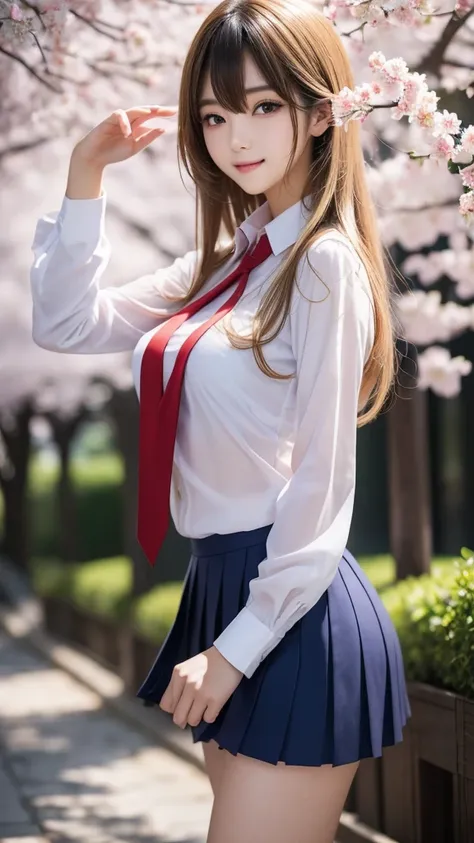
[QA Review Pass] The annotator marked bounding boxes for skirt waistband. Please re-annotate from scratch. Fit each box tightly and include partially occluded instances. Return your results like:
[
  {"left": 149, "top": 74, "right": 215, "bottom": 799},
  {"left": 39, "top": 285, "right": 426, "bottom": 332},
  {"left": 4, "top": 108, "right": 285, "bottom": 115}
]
[{"left": 190, "top": 524, "right": 273, "bottom": 558}]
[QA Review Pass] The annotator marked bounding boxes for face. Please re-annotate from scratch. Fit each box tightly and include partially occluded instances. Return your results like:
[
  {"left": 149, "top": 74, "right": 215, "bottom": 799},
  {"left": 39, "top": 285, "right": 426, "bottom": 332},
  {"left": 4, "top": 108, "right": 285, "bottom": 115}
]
[{"left": 198, "top": 51, "right": 331, "bottom": 216}]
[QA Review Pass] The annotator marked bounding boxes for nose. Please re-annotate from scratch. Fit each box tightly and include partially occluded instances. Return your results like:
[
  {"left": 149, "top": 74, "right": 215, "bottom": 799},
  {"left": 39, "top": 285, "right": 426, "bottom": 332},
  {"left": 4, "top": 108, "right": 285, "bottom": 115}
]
[{"left": 229, "top": 114, "right": 252, "bottom": 152}]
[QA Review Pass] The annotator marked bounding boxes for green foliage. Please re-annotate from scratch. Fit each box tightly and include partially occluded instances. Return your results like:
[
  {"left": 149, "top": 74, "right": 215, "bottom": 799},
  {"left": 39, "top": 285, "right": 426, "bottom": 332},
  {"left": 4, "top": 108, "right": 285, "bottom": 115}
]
[
  {"left": 30, "top": 556, "right": 72, "bottom": 598},
  {"left": 27, "top": 454, "right": 124, "bottom": 561},
  {"left": 358, "top": 554, "right": 456, "bottom": 592},
  {"left": 28, "top": 499, "right": 474, "bottom": 701},
  {"left": 69, "top": 556, "right": 132, "bottom": 619},
  {"left": 132, "top": 582, "right": 184, "bottom": 643},
  {"left": 30, "top": 555, "right": 132, "bottom": 619},
  {"left": 30, "top": 555, "right": 183, "bottom": 636},
  {"left": 381, "top": 549, "right": 474, "bottom": 699}
]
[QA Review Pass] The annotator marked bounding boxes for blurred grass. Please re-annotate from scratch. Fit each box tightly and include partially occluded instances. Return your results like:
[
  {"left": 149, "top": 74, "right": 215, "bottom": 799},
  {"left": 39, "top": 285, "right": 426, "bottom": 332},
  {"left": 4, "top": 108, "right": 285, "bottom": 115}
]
[
  {"left": 27, "top": 453, "right": 124, "bottom": 492},
  {"left": 357, "top": 554, "right": 456, "bottom": 592}
]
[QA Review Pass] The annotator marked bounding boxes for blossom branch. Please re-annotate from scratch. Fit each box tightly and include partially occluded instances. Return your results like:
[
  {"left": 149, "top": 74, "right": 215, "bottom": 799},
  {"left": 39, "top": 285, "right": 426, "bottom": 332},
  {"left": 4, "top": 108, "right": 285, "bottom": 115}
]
[
  {"left": 69, "top": 9, "right": 126, "bottom": 42},
  {"left": 413, "top": 6, "right": 474, "bottom": 75},
  {"left": 0, "top": 44, "right": 60, "bottom": 92},
  {"left": 0, "top": 135, "right": 49, "bottom": 161}
]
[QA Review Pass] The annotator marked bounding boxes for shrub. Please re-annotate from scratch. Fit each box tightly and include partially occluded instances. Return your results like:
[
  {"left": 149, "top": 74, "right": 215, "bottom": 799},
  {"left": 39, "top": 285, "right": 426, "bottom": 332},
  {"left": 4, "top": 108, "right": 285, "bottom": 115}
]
[
  {"left": 132, "top": 582, "right": 184, "bottom": 643},
  {"left": 28, "top": 454, "right": 124, "bottom": 560},
  {"left": 382, "top": 548, "right": 474, "bottom": 699},
  {"left": 30, "top": 555, "right": 131, "bottom": 619}
]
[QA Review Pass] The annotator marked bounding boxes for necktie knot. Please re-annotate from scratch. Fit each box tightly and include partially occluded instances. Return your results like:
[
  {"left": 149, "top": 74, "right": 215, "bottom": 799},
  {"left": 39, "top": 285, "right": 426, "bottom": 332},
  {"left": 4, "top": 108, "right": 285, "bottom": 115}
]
[{"left": 241, "top": 232, "right": 273, "bottom": 273}]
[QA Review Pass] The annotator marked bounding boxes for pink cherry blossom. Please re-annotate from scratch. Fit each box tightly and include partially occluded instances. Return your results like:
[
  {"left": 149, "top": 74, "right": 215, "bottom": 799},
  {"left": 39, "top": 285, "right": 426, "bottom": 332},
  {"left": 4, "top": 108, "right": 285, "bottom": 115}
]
[
  {"left": 432, "top": 110, "right": 462, "bottom": 138},
  {"left": 417, "top": 347, "right": 472, "bottom": 398},
  {"left": 460, "top": 192, "right": 474, "bottom": 223},
  {"left": 1, "top": 0, "right": 474, "bottom": 404},
  {"left": 9, "top": 3, "right": 23, "bottom": 20},
  {"left": 461, "top": 164, "right": 474, "bottom": 191},
  {"left": 461, "top": 127, "right": 474, "bottom": 156}
]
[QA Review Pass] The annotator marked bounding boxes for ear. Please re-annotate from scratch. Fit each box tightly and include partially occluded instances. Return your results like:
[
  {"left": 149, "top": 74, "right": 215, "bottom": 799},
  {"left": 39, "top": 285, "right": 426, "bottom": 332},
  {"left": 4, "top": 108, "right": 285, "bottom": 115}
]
[{"left": 308, "top": 100, "right": 333, "bottom": 138}]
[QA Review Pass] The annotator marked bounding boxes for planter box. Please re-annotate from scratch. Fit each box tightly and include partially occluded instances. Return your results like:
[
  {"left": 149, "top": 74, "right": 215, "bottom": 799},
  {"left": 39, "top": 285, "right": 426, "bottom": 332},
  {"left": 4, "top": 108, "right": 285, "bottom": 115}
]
[
  {"left": 41, "top": 596, "right": 474, "bottom": 843},
  {"left": 346, "top": 681, "right": 474, "bottom": 843}
]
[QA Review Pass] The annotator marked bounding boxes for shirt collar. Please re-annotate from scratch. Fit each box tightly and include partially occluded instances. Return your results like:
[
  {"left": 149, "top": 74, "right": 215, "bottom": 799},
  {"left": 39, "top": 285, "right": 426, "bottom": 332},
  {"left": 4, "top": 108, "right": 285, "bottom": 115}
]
[{"left": 235, "top": 195, "right": 313, "bottom": 256}]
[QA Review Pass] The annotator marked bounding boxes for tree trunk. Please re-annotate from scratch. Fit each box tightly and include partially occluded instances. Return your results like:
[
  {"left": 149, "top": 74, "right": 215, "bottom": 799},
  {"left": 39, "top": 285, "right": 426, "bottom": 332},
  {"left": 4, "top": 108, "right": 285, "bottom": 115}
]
[
  {"left": 108, "top": 387, "right": 156, "bottom": 597},
  {"left": 387, "top": 341, "right": 432, "bottom": 579},
  {"left": 107, "top": 386, "right": 192, "bottom": 596},
  {"left": 0, "top": 401, "right": 34, "bottom": 570}
]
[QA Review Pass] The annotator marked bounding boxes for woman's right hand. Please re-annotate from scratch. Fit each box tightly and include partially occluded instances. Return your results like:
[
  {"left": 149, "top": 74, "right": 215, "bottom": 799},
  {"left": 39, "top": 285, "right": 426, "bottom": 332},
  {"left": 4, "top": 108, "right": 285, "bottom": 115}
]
[{"left": 72, "top": 105, "right": 178, "bottom": 170}]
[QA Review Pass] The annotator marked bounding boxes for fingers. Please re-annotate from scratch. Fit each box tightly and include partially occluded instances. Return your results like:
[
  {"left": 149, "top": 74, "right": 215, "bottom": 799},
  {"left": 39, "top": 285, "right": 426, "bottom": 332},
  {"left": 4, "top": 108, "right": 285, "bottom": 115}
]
[
  {"left": 187, "top": 699, "right": 208, "bottom": 728},
  {"left": 159, "top": 680, "right": 179, "bottom": 714},
  {"left": 127, "top": 105, "right": 178, "bottom": 120},
  {"left": 114, "top": 108, "right": 132, "bottom": 137},
  {"left": 112, "top": 106, "right": 177, "bottom": 141},
  {"left": 131, "top": 128, "right": 166, "bottom": 152},
  {"left": 173, "top": 687, "right": 199, "bottom": 729}
]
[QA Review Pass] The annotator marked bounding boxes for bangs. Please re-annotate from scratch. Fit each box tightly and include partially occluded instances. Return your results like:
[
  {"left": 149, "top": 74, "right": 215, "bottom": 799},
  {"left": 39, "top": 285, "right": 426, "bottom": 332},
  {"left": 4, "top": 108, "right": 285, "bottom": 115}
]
[{"left": 199, "top": 12, "right": 301, "bottom": 114}]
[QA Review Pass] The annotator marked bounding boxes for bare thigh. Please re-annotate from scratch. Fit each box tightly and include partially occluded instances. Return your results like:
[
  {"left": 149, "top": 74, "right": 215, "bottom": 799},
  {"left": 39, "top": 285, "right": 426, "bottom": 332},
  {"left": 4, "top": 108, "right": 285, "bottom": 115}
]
[
  {"left": 206, "top": 750, "right": 359, "bottom": 843},
  {"left": 202, "top": 739, "right": 229, "bottom": 797}
]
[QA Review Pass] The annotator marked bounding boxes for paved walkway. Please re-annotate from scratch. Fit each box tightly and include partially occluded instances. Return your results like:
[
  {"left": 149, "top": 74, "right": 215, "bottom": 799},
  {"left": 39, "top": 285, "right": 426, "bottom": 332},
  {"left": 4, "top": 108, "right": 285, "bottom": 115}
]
[{"left": 0, "top": 632, "right": 213, "bottom": 843}]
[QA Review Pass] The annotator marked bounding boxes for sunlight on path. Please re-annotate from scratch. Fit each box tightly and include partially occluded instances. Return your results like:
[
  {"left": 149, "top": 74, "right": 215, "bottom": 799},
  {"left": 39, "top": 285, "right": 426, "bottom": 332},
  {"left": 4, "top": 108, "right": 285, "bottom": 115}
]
[{"left": 0, "top": 632, "right": 213, "bottom": 843}]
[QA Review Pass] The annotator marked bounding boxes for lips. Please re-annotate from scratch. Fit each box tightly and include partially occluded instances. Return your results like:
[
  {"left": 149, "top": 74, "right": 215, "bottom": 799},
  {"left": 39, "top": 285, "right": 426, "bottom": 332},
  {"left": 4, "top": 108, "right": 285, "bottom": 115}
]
[{"left": 234, "top": 160, "right": 264, "bottom": 173}]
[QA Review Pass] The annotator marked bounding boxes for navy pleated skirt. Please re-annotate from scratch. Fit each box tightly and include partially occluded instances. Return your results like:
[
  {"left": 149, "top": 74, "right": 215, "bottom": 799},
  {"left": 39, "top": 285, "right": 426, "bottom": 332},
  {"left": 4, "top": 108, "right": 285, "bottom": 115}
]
[{"left": 136, "top": 523, "right": 411, "bottom": 767}]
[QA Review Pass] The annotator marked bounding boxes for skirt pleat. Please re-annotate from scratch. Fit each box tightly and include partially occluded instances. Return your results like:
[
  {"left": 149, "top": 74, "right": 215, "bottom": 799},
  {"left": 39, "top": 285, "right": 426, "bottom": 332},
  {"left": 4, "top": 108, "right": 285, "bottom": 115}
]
[
  {"left": 344, "top": 551, "right": 410, "bottom": 745},
  {"left": 136, "top": 524, "right": 411, "bottom": 767},
  {"left": 279, "top": 594, "right": 330, "bottom": 766},
  {"left": 327, "top": 564, "right": 365, "bottom": 766},
  {"left": 338, "top": 557, "right": 387, "bottom": 758}
]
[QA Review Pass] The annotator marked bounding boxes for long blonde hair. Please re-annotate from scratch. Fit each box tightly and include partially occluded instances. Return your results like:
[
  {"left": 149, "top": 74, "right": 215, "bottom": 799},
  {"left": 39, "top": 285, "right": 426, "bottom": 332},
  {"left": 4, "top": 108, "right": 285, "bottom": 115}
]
[{"left": 173, "top": 0, "right": 398, "bottom": 425}]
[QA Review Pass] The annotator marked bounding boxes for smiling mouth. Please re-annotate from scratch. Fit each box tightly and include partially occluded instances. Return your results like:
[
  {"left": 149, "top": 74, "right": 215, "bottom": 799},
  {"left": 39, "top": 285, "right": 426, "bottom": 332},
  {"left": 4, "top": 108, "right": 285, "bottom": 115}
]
[{"left": 234, "top": 160, "right": 265, "bottom": 172}]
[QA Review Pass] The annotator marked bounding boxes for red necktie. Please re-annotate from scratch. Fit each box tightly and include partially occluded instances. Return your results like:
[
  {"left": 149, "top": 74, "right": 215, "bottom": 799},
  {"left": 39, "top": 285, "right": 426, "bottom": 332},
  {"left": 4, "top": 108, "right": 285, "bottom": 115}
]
[{"left": 137, "top": 232, "right": 273, "bottom": 566}]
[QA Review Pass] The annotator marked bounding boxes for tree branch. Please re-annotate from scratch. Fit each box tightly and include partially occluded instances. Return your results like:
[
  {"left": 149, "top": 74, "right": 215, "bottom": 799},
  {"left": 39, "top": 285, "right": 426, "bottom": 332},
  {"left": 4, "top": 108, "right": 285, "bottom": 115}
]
[
  {"left": 384, "top": 199, "right": 460, "bottom": 213},
  {"left": 442, "top": 58, "right": 474, "bottom": 70},
  {"left": 412, "top": 7, "right": 474, "bottom": 75},
  {"left": 69, "top": 9, "right": 126, "bottom": 42},
  {"left": 21, "top": 0, "right": 46, "bottom": 31},
  {"left": 107, "top": 200, "right": 178, "bottom": 263},
  {"left": 0, "top": 136, "right": 50, "bottom": 162},
  {"left": 0, "top": 45, "right": 61, "bottom": 92}
]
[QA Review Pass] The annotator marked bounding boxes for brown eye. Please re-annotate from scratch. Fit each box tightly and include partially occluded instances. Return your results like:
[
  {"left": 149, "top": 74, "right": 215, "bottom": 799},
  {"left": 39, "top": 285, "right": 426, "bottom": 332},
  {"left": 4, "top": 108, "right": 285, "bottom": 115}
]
[{"left": 254, "top": 101, "right": 283, "bottom": 115}]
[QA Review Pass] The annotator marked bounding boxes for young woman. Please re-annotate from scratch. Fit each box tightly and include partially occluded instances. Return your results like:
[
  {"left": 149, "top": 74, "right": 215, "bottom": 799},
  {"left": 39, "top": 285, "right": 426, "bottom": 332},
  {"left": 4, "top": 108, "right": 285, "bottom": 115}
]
[{"left": 30, "top": 0, "right": 411, "bottom": 839}]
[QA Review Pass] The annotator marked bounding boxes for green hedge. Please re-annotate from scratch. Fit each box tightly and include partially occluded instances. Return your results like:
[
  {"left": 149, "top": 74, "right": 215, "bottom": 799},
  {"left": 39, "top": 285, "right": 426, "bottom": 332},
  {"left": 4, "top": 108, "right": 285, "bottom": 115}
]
[
  {"left": 381, "top": 547, "right": 474, "bottom": 699},
  {"left": 30, "top": 555, "right": 183, "bottom": 644},
  {"left": 31, "top": 549, "right": 474, "bottom": 701},
  {"left": 27, "top": 454, "right": 124, "bottom": 561}
]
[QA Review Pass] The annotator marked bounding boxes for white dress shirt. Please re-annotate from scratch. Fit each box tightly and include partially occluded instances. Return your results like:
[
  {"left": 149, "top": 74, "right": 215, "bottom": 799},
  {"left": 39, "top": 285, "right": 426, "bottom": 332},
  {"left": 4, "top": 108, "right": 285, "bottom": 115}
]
[{"left": 30, "top": 191, "right": 375, "bottom": 679}]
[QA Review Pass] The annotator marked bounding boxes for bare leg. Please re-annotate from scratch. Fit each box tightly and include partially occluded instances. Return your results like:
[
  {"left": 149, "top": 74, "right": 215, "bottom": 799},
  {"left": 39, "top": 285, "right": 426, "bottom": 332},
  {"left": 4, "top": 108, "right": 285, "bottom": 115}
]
[
  {"left": 202, "top": 739, "right": 229, "bottom": 798},
  {"left": 206, "top": 750, "right": 359, "bottom": 843}
]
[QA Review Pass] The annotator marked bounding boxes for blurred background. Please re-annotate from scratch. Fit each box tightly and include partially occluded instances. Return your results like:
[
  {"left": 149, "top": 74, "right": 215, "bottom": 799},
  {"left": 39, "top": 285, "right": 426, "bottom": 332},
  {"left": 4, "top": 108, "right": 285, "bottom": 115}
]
[{"left": 1, "top": 1, "right": 474, "bottom": 841}]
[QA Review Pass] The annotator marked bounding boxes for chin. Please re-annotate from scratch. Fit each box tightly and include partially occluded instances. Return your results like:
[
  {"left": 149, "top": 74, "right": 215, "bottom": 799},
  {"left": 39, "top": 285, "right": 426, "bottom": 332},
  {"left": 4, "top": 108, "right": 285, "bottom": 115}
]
[{"left": 232, "top": 176, "right": 278, "bottom": 196}]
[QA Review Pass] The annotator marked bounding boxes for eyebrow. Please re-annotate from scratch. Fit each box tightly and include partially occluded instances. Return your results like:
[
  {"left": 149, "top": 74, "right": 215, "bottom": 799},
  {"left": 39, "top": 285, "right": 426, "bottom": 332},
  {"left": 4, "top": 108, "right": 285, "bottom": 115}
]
[{"left": 199, "top": 85, "right": 274, "bottom": 108}]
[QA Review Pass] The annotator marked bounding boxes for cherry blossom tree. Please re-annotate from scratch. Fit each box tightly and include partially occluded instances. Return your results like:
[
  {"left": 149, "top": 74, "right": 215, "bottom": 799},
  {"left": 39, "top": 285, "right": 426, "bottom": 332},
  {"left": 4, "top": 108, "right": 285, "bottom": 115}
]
[
  {"left": 323, "top": 0, "right": 474, "bottom": 573},
  {"left": 0, "top": 0, "right": 207, "bottom": 157},
  {"left": 1, "top": 0, "right": 473, "bottom": 393},
  {"left": 0, "top": 128, "right": 195, "bottom": 587},
  {"left": 2, "top": 0, "right": 474, "bottom": 581}
]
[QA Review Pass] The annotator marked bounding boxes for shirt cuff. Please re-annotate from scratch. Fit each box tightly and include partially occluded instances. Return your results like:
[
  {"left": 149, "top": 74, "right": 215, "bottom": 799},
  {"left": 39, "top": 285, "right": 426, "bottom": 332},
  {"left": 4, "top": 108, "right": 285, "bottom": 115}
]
[
  {"left": 213, "top": 606, "right": 279, "bottom": 679},
  {"left": 58, "top": 190, "right": 107, "bottom": 248}
]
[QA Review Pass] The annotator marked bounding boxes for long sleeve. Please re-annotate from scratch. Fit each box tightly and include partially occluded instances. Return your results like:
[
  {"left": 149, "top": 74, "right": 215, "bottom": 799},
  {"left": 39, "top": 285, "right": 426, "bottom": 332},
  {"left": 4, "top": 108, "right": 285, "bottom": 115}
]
[
  {"left": 213, "top": 237, "right": 376, "bottom": 679},
  {"left": 30, "top": 191, "right": 198, "bottom": 353}
]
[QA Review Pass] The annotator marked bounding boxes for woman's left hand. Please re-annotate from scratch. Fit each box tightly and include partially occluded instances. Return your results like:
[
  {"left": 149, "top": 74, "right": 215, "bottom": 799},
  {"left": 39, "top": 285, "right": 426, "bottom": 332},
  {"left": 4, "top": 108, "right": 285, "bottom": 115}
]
[{"left": 159, "top": 645, "right": 244, "bottom": 729}]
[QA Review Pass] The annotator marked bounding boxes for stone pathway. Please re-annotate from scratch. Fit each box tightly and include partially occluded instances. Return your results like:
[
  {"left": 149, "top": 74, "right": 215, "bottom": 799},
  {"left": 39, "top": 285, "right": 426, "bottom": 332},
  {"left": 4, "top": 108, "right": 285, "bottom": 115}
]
[{"left": 0, "top": 632, "right": 213, "bottom": 843}]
